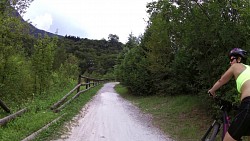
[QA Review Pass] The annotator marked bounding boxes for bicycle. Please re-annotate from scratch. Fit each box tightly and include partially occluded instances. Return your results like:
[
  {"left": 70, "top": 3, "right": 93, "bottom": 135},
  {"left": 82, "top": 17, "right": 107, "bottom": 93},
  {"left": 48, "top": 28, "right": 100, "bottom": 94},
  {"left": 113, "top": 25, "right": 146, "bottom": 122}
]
[{"left": 201, "top": 95, "right": 242, "bottom": 141}]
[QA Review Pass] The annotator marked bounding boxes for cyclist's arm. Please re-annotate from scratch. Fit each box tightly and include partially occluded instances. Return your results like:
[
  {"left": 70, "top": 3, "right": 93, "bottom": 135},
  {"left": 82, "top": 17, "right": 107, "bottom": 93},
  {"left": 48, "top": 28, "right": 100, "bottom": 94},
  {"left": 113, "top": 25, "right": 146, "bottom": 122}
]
[{"left": 208, "top": 65, "right": 234, "bottom": 96}]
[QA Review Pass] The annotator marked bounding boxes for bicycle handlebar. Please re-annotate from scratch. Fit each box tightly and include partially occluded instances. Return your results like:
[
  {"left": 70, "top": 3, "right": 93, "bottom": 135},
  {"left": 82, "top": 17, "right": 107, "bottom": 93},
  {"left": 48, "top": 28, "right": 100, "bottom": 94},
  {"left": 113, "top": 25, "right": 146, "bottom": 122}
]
[
  {"left": 208, "top": 92, "right": 230, "bottom": 104},
  {"left": 207, "top": 92, "right": 238, "bottom": 111}
]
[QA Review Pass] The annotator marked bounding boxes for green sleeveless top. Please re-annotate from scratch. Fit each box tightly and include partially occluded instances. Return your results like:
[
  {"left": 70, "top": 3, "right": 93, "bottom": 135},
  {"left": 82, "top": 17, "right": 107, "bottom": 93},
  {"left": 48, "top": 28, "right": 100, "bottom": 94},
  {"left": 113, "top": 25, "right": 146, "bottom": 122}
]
[{"left": 236, "top": 64, "right": 250, "bottom": 93}]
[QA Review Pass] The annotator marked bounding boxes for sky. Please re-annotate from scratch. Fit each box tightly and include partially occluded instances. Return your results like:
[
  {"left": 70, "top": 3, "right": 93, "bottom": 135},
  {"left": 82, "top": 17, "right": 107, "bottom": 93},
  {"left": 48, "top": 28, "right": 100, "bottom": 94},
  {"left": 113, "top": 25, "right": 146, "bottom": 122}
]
[{"left": 22, "top": 0, "right": 152, "bottom": 43}]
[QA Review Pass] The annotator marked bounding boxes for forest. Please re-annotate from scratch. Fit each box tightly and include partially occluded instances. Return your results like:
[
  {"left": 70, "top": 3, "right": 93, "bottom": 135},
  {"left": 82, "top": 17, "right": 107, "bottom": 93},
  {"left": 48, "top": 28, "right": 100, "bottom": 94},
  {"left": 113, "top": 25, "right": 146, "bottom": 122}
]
[
  {"left": 0, "top": 0, "right": 123, "bottom": 108},
  {"left": 1, "top": 0, "right": 250, "bottom": 110},
  {"left": 115, "top": 0, "right": 250, "bottom": 103}
]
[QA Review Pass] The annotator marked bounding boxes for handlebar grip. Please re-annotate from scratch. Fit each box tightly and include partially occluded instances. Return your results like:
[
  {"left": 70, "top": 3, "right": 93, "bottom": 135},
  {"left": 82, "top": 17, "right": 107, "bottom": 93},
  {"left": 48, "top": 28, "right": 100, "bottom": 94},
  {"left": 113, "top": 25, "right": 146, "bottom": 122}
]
[{"left": 208, "top": 91, "right": 213, "bottom": 97}]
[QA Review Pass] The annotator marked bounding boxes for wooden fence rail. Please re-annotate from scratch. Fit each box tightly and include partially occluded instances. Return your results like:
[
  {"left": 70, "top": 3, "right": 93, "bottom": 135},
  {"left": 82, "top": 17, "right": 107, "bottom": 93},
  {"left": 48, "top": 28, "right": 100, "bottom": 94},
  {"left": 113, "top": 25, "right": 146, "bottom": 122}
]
[
  {"left": 51, "top": 75, "right": 106, "bottom": 112},
  {"left": 0, "top": 108, "right": 27, "bottom": 126},
  {"left": 0, "top": 75, "right": 106, "bottom": 140},
  {"left": 21, "top": 114, "right": 65, "bottom": 141},
  {"left": 77, "top": 75, "right": 105, "bottom": 92},
  {"left": 50, "top": 83, "right": 82, "bottom": 110},
  {"left": 54, "top": 89, "right": 89, "bottom": 113}
]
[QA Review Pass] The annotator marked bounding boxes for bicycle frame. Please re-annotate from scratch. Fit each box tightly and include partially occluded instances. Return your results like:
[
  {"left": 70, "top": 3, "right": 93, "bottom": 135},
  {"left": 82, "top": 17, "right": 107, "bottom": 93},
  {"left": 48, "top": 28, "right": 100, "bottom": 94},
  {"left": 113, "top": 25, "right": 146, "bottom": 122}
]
[
  {"left": 221, "top": 104, "right": 230, "bottom": 140},
  {"left": 201, "top": 97, "right": 233, "bottom": 141},
  {"left": 201, "top": 120, "right": 220, "bottom": 141}
]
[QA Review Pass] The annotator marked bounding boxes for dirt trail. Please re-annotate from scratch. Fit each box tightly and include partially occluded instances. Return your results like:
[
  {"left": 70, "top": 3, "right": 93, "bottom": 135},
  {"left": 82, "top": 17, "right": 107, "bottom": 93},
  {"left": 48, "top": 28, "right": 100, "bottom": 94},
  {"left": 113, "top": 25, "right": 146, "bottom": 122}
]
[{"left": 54, "top": 82, "right": 173, "bottom": 141}]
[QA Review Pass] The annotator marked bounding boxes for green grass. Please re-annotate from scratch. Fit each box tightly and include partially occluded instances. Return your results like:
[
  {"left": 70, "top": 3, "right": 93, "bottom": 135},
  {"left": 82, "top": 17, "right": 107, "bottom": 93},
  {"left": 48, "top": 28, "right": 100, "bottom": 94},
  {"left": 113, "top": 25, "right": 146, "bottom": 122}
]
[
  {"left": 34, "top": 84, "right": 103, "bottom": 141},
  {"left": 114, "top": 84, "right": 211, "bottom": 141},
  {"left": 0, "top": 83, "right": 103, "bottom": 141}
]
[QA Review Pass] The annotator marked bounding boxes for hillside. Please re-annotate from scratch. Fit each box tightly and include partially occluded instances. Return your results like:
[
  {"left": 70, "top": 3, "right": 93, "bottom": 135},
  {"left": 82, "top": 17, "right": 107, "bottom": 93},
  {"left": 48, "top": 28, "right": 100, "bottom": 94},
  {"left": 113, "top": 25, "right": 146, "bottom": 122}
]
[
  {"left": 13, "top": 9, "right": 63, "bottom": 38},
  {"left": 14, "top": 9, "right": 124, "bottom": 78}
]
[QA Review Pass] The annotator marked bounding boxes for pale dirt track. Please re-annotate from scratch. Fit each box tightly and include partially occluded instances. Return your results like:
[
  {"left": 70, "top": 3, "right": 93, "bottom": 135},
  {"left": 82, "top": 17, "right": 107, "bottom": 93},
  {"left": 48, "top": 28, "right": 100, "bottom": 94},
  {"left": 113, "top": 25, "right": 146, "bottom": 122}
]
[{"left": 54, "top": 82, "right": 173, "bottom": 141}]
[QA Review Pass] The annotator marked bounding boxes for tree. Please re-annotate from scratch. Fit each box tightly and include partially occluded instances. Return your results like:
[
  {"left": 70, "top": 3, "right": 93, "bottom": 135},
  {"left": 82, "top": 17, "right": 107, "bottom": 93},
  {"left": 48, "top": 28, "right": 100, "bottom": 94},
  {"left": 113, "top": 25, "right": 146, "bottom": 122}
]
[
  {"left": 31, "top": 34, "right": 57, "bottom": 95},
  {"left": 114, "top": 33, "right": 153, "bottom": 95},
  {"left": 108, "top": 34, "right": 119, "bottom": 42},
  {"left": 117, "top": 0, "right": 250, "bottom": 98},
  {"left": 0, "top": 0, "right": 35, "bottom": 104},
  {"left": 9, "top": 0, "right": 34, "bottom": 15}
]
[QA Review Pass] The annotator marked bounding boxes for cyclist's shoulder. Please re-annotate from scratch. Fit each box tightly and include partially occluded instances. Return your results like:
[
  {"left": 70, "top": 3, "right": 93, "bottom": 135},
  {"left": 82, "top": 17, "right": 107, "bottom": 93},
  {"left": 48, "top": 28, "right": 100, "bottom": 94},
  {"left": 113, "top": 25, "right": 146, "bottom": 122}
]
[
  {"left": 228, "top": 63, "right": 246, "bottom": 75},
  {"left": 230, "top": 63, "right": 246, "bottom": 69}
]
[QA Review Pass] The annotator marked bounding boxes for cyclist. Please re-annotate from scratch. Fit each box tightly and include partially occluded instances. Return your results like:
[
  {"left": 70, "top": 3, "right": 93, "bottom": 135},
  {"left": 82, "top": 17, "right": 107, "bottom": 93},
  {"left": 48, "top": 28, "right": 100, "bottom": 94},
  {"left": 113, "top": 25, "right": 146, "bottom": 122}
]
[{"left": 208, "top": 48, "right": 250, "bottom": 141}]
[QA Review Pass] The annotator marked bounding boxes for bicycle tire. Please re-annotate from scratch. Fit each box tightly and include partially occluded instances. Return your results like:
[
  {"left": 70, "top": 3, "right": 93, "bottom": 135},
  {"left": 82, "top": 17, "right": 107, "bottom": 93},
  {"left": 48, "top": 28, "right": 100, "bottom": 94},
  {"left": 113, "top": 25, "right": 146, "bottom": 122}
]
[{"left": 202, "top": 122, "right": 220, "bottom": 141}]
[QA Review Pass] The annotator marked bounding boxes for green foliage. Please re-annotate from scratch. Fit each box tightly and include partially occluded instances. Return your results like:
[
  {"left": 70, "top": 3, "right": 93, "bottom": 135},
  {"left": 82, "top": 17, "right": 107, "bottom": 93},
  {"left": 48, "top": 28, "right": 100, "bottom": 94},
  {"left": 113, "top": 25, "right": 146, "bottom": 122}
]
[
  {"left": 0, "top": 54, "right": 33, "bottom": 105},
  {"left": 0, "top": 1, "right": 123, "bottom": 112},
  {"left": 52, "top": 54, "right": 80, "bottom": 87},
  {"left": 116, "top": 0, "right": 250, "bottom": 102},
  {"left": 31, "top": 35, "right": 57, "bottom": 95},
  {"left": 63, "top": 35, "right": 123, "bottom": 78},
  {"left": 0, "top": 4, "right": 34, "bottom": 106},
  {"left": 115, "top": 34, "right": 153, "bottom": 96},
  {"left": 121, "top": 47, "right": 152, "bottom": 95},
  {"left": 0, "top": 3, "right": 122, "bottom": 140}
]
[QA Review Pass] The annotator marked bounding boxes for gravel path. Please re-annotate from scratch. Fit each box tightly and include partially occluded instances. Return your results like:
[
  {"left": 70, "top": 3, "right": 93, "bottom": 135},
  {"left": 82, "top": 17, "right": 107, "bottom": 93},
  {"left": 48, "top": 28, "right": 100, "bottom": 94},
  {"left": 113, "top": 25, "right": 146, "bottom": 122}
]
[{"left": 54, "top": 82, "right": 173, "bottom": 141}]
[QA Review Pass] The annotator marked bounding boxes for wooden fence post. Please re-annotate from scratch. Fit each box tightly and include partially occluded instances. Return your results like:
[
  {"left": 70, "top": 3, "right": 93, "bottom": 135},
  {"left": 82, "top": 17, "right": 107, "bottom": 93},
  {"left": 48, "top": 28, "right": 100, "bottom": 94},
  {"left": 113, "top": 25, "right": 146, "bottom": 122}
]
[
  {"left": 77, "top": 75, "right": 81, "bottom": 93},
  {"left": 86, "top": 78, "right": 89, "bottom": 89},
  {"left": 0, "top": 99, "right": 11, "bottom": 113}
]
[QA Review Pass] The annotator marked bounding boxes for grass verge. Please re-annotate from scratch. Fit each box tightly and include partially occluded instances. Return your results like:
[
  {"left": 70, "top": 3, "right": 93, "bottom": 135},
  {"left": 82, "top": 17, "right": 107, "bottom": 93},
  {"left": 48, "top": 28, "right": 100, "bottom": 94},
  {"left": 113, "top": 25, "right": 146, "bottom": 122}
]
[
  {"left": 0, "top": 83, "right": 103, "bottom": 141},
  {"left": 114, "top": 84, "right": 211, "bottom": 141}
]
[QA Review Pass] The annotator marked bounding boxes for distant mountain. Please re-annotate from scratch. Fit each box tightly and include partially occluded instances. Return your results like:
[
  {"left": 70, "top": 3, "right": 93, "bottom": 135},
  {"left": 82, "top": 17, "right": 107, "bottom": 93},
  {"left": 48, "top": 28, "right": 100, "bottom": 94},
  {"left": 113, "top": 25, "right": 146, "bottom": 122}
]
[
  {"left": 13, "top": 10, "right": 63, "bottom": 38},
  {"left": 27, "top": 21, "right": 64, "bottom": 38}
]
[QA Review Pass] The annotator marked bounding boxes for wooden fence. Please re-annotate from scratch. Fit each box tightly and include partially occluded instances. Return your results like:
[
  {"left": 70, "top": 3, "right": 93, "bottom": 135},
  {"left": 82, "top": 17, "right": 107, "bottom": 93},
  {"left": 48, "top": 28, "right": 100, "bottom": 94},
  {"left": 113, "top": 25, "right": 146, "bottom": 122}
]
[
  {"left": 0, "top": 75, "right": 106, "bottom": 138},
  {"left": 51, "top": 75, "right": 106, "bottom": 112},
  {"left": 0, "top": 99, "right": 11, "bottom": 113}
]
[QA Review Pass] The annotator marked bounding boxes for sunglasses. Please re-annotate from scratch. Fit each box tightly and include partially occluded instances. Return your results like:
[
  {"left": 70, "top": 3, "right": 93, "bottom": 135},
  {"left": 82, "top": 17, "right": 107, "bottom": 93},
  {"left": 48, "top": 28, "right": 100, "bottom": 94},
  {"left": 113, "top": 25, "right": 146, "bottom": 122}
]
[{"left": 230, "top": 57, "right": 237, "bottom": 62}]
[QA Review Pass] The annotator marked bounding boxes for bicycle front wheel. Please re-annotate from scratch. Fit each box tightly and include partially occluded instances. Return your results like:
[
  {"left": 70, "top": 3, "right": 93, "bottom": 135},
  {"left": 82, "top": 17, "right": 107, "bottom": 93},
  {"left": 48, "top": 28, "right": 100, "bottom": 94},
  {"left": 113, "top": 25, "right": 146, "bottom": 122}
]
[{"left": 202, "top": 122, "right": 220, "bottom": 141}]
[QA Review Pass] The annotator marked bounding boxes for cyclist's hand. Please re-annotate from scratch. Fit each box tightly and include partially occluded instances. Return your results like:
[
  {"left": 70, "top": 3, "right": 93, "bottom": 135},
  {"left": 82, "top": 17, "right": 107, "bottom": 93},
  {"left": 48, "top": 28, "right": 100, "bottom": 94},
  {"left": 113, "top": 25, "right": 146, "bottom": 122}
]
[{"left": 208, "top": 90, "right": 216, "bottom": 97}]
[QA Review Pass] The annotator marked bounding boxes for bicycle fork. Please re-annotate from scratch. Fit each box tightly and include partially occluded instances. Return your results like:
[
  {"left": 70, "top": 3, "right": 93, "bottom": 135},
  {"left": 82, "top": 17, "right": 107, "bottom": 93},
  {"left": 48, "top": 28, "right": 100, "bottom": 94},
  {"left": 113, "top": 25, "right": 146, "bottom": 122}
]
[
  {"left": 201, "top": 120, "right": 221, "bottom": 141},
  {"left": 222, "top": 108, "right": 230, "bottom": 140}
]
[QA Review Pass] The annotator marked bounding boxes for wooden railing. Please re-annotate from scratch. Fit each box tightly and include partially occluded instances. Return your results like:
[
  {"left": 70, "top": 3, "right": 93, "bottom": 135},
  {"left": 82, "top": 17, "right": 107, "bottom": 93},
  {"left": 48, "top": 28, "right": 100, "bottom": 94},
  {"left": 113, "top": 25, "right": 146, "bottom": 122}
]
[
  {"left": 0, "top": 99, "right": 11, "bottom": 113},
  {"left": 0, "top": 75, "right": 106, "bottom": 126},
  {"left": 77, "top": 75, "right": 106, "bottom": 91},
  {"left": 0, "top": 75, "right": 106, "bottom": 140},
  {"left": 51, "top": 75, "right": 106, "bottom": 112}
]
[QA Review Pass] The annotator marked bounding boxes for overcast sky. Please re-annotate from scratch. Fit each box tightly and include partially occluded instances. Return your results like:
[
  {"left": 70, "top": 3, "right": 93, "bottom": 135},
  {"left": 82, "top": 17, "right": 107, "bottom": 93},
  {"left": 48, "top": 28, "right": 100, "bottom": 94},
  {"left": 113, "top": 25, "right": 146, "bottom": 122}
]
[{"left": 22, "top": 0, "right": 152, "bottom": 43}]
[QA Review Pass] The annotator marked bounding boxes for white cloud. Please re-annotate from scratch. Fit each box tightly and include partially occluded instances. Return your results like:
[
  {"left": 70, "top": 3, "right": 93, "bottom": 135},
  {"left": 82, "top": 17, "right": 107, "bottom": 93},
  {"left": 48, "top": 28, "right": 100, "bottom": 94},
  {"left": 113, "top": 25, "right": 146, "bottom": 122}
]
[
  {"left": 31, "top": 13, "right": 53, "bottom": 31},
  {"left": 23, "top": 0, "right": 151, "bottom": 43}
]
